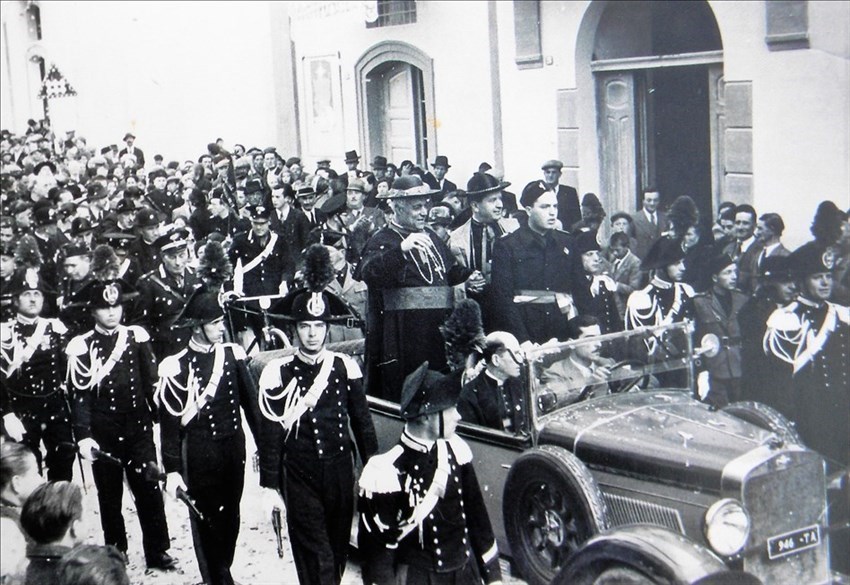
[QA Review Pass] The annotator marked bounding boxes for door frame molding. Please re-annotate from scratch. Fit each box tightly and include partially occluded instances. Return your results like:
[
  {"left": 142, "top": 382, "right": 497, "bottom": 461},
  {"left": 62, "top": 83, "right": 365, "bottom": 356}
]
[
  {"left": 591, "top": 50, "right": 723, "bottom": 72},
  {"left": 354, "top": 41, "right": 436, "bottom": 167}
]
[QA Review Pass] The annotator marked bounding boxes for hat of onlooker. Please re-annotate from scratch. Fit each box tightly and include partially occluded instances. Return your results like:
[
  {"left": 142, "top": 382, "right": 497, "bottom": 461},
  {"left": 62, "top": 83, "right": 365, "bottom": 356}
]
[
  {"left": 344, "top": 150, "right": 360, "bottom": 163},
  {"left": 371, "top": 156, "right": 387, "bottom": 170},
  {"left": 541, "top": 159, "right": 564, "bottom": 171},
  {"left": 431, "top": 155, "right": 451, "bottom": 168}
]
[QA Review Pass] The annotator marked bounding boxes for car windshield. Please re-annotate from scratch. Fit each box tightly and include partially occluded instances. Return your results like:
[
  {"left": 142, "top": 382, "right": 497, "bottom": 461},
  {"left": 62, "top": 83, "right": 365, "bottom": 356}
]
[{"left": 526, "top": 321, "right": 696, "bottom": 420}]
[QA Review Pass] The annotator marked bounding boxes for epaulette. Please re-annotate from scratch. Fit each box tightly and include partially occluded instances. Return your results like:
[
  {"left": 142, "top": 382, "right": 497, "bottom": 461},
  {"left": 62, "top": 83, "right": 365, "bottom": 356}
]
[
  {"left": 834, "top": 303, "right": 849, "bottom": 325},
  {"left": 336, "top": 352, "right": 362, "bottom": 380},
  {"left": 127, "top": 325, "right": 151, "bottom": 343},
  {"left": 766, "top": 304, "right": 801, "bottom": 332},
  {"left": 627, "top": 289, "right": 652, "bottom": 311},
  {"left": 158, "top": 352, "right": 184, "bottom": 378},
  {"left": 66, "top": 332, "right": 94, "bottom": 357},
  {"left": 358, "top": 445, "right": 403, "bottom": 495},
  {"left": 0, "top": 321, "right": 12, "bottom": 344},
  {"left": 258, "top": 355, "right": 295, "bottom": 391},
  {"left": 223, "top": 343, "right": 247, "bottom": 360},
  {"left": 48, "top": 318, "right": 68, "bottom": 335},
  {"left": 448, "top": 434, "right": 473, "bottom": 465}
]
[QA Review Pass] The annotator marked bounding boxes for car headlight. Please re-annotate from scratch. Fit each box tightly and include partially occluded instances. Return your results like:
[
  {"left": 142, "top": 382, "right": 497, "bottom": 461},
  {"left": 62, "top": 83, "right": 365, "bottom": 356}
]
[{"left": 704, "top": 498, "right": 750, "bottom": 556}]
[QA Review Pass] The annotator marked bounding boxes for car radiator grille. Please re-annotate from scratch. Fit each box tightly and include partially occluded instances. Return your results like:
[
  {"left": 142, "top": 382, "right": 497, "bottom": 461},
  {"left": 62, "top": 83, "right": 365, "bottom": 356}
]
[
  {"left": 738, "top": 451, "right": 830, "bottom": 584},
  {"left": 603, "top": 493, "right": 685, "bottom": 534}
]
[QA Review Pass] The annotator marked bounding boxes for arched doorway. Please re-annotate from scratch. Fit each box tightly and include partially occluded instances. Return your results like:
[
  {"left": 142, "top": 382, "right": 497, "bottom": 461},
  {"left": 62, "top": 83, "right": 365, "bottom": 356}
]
[
  {"left": 354, "top": 41, "right": 436, "bottom": 168},
  {"left": 590, "top": 1, "right": 723, "bottom": 222}
]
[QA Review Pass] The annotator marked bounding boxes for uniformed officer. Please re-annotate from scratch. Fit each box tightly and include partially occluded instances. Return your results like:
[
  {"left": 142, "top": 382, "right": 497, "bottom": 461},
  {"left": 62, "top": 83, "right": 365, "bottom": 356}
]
[
  {"left": 692, "top": 254, "right": 749, "bottom": 408},
  {"left": 66, "top": 279, "right": 175, "bottom": 571},
  {"left": 157, "top": 287, "right": 262, "bottom": 585},
  {"left": 490, "top": 181, "right": 577, "bottom": 345},
  {"left": 57, "top": 242, "right": 94, "bottom": 338},
  {"left": 257, "top": 246, "right": 378, "bottom": 585},
  {"left": 0, "top": 268, "right": 75, "bottom": 481},
  {"left": 128, "top": 208, "right": 163, "bottom": 277},
  {"left": 763, "top": 243, "right": 850, "bottom": 470},
  {"left": 358, "top": 362, "right": 502, "bottom": 585},
  {"left": 571, "top": 230, "right": 623, "bottom": 335},
  {"left": 136, "top": 227, "right": 199, "bottom": 361},
  {"left": 625, "top": 237, "right": 696, "bottom": 330}
]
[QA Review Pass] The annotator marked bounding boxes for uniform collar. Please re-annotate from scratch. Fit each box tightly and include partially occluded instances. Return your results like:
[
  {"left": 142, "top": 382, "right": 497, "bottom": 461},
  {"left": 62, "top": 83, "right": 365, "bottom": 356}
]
[
  {"left": 188, "top": 337, "right": 215, "bottom": 354},
  {"left": 650, "top": 276, "right": 674, "bottom": 290},
  {"left": 401, "top": 429, "right": 434, "bottom": 453},
  {"left": 94, "top": 324, "right": 121, "bottom": 336},
  {"left": 15, "top": 314, "right": 39, "bottom": 326},
  {"left": 296, "top": 348, "right": 327, "bottom": 365}
]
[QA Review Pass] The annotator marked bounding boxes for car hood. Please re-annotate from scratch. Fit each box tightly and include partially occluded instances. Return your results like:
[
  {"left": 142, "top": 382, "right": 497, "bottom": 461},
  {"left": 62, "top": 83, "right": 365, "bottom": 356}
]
[{"left": 538, "top": 391, "right": 776, "bottom": 491}]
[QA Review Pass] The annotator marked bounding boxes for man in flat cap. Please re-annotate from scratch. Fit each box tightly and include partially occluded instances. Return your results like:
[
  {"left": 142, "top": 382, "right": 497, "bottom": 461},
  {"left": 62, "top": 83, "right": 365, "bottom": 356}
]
[
  {"left": 355, "top": 176, "right": 474, "bottom": 402},
  {"left": 344, "top": 178, "right": 384, "bottom": 237},
  {"left": 525, "top": 160, "right": 581, "bottom": 233},
  {"left": 118, "top": 132, "right": 145, "bottom": 170},
  {"left": 692, "top": 254, "right": 748, "bottom": 407},
  {"left": 490, "top": 182, "right": 578, "bottom": 345},
  {"left": 67, "top": 278, "right": 176, "bottom": 571},
  {"left": 1, "top": 268, "right": 75, "bottom": 482},
  {"left": 136, "top": 227, "right": 199, "bottom": 361},
  {"left": 358, "top": 362, "right": 502, "bottom": 585}
]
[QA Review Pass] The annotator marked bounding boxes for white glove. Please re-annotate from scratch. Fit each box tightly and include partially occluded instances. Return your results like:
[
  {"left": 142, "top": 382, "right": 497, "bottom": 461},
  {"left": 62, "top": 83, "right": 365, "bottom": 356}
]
[
  {"left": 3, "top": 413, "right": 26, "bottom": 442},
  {"left": 262, "top": 487, "right": 285, "bottom": 517},
  {"left": 77, "top": 437, "right": 100, "bottom": 462},
  {"left": 165, "top": 472, "right": 188, "bottom": 499}
]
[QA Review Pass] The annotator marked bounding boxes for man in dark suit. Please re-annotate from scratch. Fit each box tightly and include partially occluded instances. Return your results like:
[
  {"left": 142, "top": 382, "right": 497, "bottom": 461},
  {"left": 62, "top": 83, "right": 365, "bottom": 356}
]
[
  {"left": 524, "top": 159, "right": 581, "bottom": 233},
  {"left": 118, "top": 132, "right": 145, "bottom": 170},
  {"left": 740, "top": 212, "right": 790, "bottom": 293},
  {"left": 422, "top": 155, "right": 457, "bottom": 202},
  {"left": 608, "top": 231, "right": 643, "bottom": 318},
  {"left": 295, "top": 185, "right": 327, "bottom": 229},
  {"left": 343, "top": 179, "right": 384, "bottom": 237},
  {"left": 458, "top": 331, "right": 527, "bottom": 433},
  {"left": 631, "top": 190, "right": 667, "bottom": 261},
  {"left": 723, "top": 204, "right": 761, "bottom": 292}
]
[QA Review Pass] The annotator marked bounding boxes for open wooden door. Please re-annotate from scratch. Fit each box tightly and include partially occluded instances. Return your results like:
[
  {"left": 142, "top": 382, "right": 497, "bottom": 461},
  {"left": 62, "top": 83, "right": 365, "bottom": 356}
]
[{"left": 596, "top": 71, "right": 638, "bottom": 215}]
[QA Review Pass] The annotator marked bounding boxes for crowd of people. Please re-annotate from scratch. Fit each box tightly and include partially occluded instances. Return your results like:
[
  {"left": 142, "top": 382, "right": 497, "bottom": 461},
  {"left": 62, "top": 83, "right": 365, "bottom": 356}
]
[{"left": 1, "top": 118, "right": 849, "bottom": 585}]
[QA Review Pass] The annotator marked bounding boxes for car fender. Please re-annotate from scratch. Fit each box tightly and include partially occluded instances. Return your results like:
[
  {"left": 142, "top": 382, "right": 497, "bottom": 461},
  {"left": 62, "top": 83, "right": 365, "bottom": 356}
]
[{"left": 554, "top": 524, "right": 762, "bottom": 585}]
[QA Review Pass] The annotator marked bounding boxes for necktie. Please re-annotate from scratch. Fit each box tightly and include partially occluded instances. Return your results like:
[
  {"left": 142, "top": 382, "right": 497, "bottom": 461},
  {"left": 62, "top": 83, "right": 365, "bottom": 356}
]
[
  {"left": 481, "top": 224, "right": 495, "bottom": 277},
  {"left": 735, "top": 241, "right": 742, "bottom": 259},
  {"left": 650, "top": 213, "right": 656, "bottom": 227}
]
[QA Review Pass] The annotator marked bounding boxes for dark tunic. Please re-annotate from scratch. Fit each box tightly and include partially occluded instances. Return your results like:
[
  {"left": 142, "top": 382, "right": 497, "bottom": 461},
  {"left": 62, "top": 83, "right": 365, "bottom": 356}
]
[
  {"left": 573, "top": 273, "right": 624, "bottom": 335},
  {"left": 490, "top": 226, "right": 577, "bottom": 344},
  {"left": 157, "top": 341, "right": 261, "bottom": 585},
  {"left": 1, "top": 316, "right": 74, "bottom": 481},
  {"left": 257, "top": 350, "right": 378, "bottom": 585},
  {"left": 228, "top": 230, "right": 294, "bottom": 296},
  {"left": 764, "top": 299, "right": 850, "bottom": 471},
  {"left": 358, "top": 432, "right": 502, "bottom": 584},
  {"left": 458, "top": 371, "right": 526, "bottom": 433},
  {"left": 136, "top": 265, "right": 200, "bottom": 361},
  {"left": 355, "top": 224, "right": 471, "bottom": 401},
  {"left": 67, "top": 324, "right": 170, "bottom": 560}
]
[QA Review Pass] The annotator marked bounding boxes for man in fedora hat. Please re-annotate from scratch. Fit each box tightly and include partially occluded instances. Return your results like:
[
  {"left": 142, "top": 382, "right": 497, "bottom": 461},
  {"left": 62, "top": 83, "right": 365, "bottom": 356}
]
[
  {"left": 422, "top": 155, "right": 457, "bottom": 200},
  {"left": 341, "top": 149, "right": 375, "bottom": 193},
  {"left": 137, "top": 227, "right": 200, "bottom": 361},
  {"left": 257, "top": 245, "right": 378, "bottom": 585},
  {"left": 156, "top": 287, "right": 262, "bottom": 585},
  {"left": 358, "top": 362, "right": 502, "bottom": 585},
  {"left": 118, "top": 132, "right": 145, "bottom": 170},
  {"left": 1, "top": 268, "right": 75, "bottom": 482},
  {"left": 448, "top": 172, "right": 519, "bottom": 329},
  {"left": 295, "top": 184, "right": 326, "bottom": 229},
  {"left": 67, "top": 278, "right": 176, "bottom": 571},
  {"left": 128, "top": 208, "right": 163, "bottom": 276},
  {"left": 355, "top": 176, "right": 475, "bottom": 402}
]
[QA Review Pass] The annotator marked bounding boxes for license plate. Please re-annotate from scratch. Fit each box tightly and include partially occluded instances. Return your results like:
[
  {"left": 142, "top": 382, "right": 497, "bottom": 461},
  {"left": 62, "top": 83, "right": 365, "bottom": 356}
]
[{"left": 767, "top": 524, "right": 821, "bottom": 560}]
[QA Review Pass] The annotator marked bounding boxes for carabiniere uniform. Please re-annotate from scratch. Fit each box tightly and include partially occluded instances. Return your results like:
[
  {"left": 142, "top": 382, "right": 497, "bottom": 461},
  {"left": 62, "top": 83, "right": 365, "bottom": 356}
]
[
  {"left": 256, "top": 286, "right": 378, "bottom": 585},
  {"left": 157, "top": 288, "right": 262, "bottom": 585},
  {"left": 66, "top": 279, "right": 171, "bottom": 563},
  {"left": 358, "top": 365, "right": 502, "bottom": 585},
  {"left": 0, "top": 270, "right": 75, "bottom": 481}
]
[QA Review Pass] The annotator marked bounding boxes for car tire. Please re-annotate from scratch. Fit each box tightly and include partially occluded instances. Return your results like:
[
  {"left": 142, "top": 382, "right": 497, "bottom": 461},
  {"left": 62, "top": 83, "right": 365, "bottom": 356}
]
[
  {"left": 589, "top": 566, "right": 657, "bottom": 585},
  {"left": 722, "top": 401, "right": 802, "bottom": 445},
  {"left": 504, "top": 445, "right": 609, "bottom": 585}
]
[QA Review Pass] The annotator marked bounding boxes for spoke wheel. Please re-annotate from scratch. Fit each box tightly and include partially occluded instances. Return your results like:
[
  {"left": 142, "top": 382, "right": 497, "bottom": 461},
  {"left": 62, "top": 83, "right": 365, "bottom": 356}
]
[{"left": 505, "top": 446, "right": 608, "bottom": 585}]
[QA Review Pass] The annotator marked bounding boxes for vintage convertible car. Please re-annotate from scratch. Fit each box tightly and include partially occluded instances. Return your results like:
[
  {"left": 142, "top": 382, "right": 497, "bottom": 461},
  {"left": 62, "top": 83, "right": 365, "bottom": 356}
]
[{"left": 247, "top": 319, "right": 838, "bottom": 585}]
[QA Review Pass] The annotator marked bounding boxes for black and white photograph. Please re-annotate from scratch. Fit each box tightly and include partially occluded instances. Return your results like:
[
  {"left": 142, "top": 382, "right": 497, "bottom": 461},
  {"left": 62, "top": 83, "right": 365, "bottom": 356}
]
[{"left": 1, "top": 1, "right": 848, "bottom": 584}]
